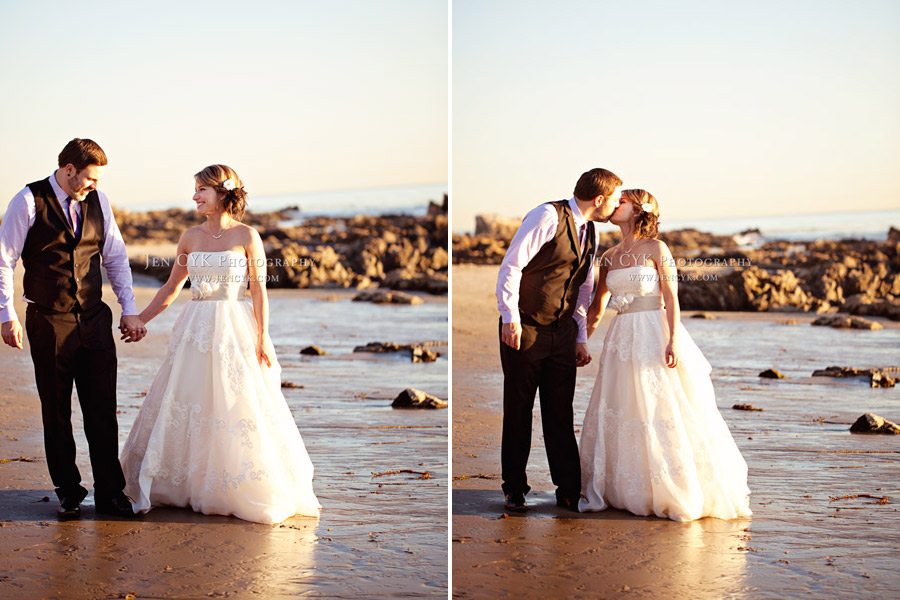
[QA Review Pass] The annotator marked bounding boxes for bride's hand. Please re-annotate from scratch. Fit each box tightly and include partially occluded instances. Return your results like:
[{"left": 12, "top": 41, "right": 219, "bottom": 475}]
[
  {"left": 257, "top": 333, "right": 274, "bottom": 368},
  {"left": 665, "top": 341, "right": 678, "bottom": 368}
]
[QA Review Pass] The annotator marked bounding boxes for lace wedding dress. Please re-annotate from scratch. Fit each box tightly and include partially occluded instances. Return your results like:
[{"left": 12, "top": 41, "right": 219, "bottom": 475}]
[
  {"left": 120, "top": 251, "right": 321, "bottom": 524},
  {"left": 578, "top": 264, "right": 751, "bottom": 521}
]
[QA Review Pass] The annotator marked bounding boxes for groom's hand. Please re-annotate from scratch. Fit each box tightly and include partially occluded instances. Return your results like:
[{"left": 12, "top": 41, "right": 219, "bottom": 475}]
[
  {"left": 575, "top": 343, "right": 592, "bottom": 367},
  {"left": 119, "top": 315, "right": 147, "bottom": 343},
  {"left": 1, "top": 320, "right": 23, "bottom": 350},
  {"left": 501, "top": 322, "right": 522, "bottom": 350}
]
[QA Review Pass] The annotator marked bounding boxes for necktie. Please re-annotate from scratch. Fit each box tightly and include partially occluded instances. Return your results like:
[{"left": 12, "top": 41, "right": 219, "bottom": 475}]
[
  {"left": 579, "top": 222, "right": 587, "bottom": 254},
  {"left": 67, "top": 196, "right": 81, "bottom": 237}
]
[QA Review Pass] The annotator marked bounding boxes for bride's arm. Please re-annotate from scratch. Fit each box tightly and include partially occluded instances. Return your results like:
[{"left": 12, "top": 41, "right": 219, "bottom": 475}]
[
  {"left": 586, "top": 251, "right": 611, "bottom": 339},
  {"left": 654, "top": 240, "right": 680, "bottom": 367},
  {"left": 137, "top": 232, "right": 191, "bottom": 324},
  {"left": 245, "top": 227, "right": 272, "bottom": 366}
]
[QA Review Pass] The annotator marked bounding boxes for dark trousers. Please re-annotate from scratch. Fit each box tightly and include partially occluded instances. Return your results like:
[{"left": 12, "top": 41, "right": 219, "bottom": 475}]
[
  {"left": 25, "top": 301, "right": 125, "bottom": 501},
  {"left": 499, "top": 316, "right": 581, "bottom": 498}
]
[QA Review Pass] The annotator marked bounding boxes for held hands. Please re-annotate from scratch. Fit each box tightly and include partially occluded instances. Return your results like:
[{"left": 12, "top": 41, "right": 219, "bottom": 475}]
[
  {"left": 119, "top": 315, "right": 147, "bottom": 343},
  {"left": 1, "top": 320, "right": 23, "bottom": 349},
  {"left": 576, "top": 343, "right": 592, "bottom": 367},
  {"left": 257, "top": 332, "right": 274, "bottom": 368},
  {"left": 665, "top": 340, "right": 679, "bottom": 368},
  {"left": 501, "top": 322, "right": 522, "bottom": 350}
]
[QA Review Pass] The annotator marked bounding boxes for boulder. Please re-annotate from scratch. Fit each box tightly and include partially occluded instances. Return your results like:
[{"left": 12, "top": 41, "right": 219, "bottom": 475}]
[
  {"left": 811, "top": 366, "right": 897, "bottom": 388},
  {"left": 353, "top": 290, "right": 425, "bottom": 305},
  {"left": 391, "top": 388, "right": 448, "bottom": 409},
  {"left": 849, "top": 413, "right": 900, "bottom": 434},
  {"left": 759, "top": 369, "right": 787, "bottom": 379},
  {"left": 300, "top": 346, "right": 328, "bottom": 356},
  {"left": 811, "top": 315, "right": 883, "bottom": 330},
  {"left": 353, "top": 342, "right": 441, "bottom": 363}
]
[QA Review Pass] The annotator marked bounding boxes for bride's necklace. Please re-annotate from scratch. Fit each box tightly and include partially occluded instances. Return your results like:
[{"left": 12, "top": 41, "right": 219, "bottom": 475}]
[
  {"left": 206, "top": 220, "right": 233, "bottom": 240},
  {"left": 621, "top": 239, "right": 638, "bottom": 254}
]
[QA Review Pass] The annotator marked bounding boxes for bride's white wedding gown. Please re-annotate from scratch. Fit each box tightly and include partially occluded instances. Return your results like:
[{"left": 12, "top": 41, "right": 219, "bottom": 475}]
[
  {"left": 120, "top": 251, "right": 321, "bottom": 524},
  {"left": 578, "top": 264, "right": 752, "bottom": 521}
]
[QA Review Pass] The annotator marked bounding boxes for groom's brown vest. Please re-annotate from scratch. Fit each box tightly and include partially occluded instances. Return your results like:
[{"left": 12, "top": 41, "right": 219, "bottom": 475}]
[
  {"left": 518, "top": 200, "right": 595, "bottom": 326},
  {"left": 21, "top": 178, "right": 105, "bottom": 313}
]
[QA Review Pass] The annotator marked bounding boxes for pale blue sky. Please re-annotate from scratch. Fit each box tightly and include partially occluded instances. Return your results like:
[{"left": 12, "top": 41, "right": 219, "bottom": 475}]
[
  {"left": 453, "top": 0, "right": 900, "bottom": 232},
  {"left": 0, "top": 0, "right": 447, "bottom": 210}
]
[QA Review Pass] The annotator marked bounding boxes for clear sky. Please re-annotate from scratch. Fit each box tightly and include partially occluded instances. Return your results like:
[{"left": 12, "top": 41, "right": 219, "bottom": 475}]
[
  {"left": 0, "top": 0, "right": 447, "bottom": 210},
  {"left": 453, "top": 0, "right": 900, "bottom": 232}
]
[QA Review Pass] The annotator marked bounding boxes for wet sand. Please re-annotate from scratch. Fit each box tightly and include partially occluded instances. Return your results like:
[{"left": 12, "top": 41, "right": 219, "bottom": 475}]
[
  {"left": 452, "top": 264, "right": 900, "bottom": 599},
  {"left": 0, "top": 259, "right": 447, "bottom": 598}
]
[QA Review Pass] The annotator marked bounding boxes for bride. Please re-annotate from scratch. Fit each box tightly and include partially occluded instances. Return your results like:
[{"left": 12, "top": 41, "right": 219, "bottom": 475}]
[
  {"left": 578, "top": 189, "right": 751, "bottom": 521},
  {"left": 119, "top": 165, "right": 321, "bottom": 524}
]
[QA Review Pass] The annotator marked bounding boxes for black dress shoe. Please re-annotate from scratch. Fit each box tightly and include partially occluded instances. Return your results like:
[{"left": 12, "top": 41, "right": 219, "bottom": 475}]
[
  {"left": 555, "top": 492, "right": 581, "bottom": 512},
  {"left": 57, "top": 487, "right": 89, "bottom": 519},
  {"left": 95, "top": 493, "right": 136, "bottom": 517},
  {"left": 57, "top": 497, "right": 83, "bottom": 519},
  {"left": 504, "top": 491, "right": 527, "bottom": 512}
]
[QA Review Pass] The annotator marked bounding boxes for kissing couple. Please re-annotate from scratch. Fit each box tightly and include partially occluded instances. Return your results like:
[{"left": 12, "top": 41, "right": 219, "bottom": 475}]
[
  {"left": 0, "top": 138, "right": 320, "bottom": 524},
  {"left": 495, "top": 167, "right": 752, "bottom": 521}
]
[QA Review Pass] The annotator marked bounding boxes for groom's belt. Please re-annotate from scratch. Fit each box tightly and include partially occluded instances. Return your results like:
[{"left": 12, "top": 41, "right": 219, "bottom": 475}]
[{"left": 615, "top": 295, "right": 664, "bottom": 314}]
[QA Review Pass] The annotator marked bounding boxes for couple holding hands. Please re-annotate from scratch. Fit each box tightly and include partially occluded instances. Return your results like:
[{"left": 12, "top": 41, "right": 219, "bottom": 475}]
[{"left": 0, "top": 139, "right": 320, "bottom": 524}]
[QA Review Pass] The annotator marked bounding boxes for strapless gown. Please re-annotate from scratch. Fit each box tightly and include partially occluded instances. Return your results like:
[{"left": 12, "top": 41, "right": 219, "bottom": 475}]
[
  {"left": 578, "top": 265, "right": 752, "bottom": 521},
  {"left": 120, "top": 251, "right": 321, "bottom": 524}
]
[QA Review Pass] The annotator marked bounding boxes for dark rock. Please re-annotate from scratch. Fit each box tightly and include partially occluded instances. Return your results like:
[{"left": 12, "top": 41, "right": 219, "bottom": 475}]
[
  {"left": 690, "top": 312, "right": 717, "bottom": 319},
  {"left": 391, "top": 388, "right": 448, "bottom": 409},
  {"left": 382, "top": 270, "right": 448, "bottom": 295},
  {"left": 889, "top": 227, "right": 900, "bottom": 245},
  {"left": 811, "top": 366, "right": 897, "bottom": 388},
  {"left": 850, "top": 413, "right": 900, "bottom": 434},
  {"left": 300, "top": 346, "right": 328, "bottom": 356},
  {"left": 812, "top": 315, "right": 883, "bottom": 330},
  {"left": 353, "top": 290, "right": 425, "bottom": 305},
  {"left": 281, "top": 381, "right": 305, "bottom": 388},
  {"left": 353, "top": 342, "right": 442, "bottom": 363},
  {"left": 759, "top": 369, "right": 787, "bottom": 379},
  {"left": 732, "top": 403, "right": 763, "bottom": 411}
]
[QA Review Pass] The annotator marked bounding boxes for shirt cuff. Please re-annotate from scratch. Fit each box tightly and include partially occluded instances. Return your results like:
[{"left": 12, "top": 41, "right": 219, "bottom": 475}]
[
  {"left": 500, "top": 309, "right": 520, "bottom": 324},
  {"left": 119, "top": 300, "right": 139, "bottom": 317},
  {"left": 576, "top": 330, "right": 587, "bottom": 344},
  {"left": 0, "top": 306, "right": 17, "bottom": 324}
]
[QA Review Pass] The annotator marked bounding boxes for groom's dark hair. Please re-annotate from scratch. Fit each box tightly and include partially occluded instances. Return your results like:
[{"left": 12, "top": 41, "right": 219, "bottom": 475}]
[
  {"left": 573, "top": 168, "right": 622, "bottom": 201},
  {"left": 58, "top": 138, "right": 108, "bottom": 171}
]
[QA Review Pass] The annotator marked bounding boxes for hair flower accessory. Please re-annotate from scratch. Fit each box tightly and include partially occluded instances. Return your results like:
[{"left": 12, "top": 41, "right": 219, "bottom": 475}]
[
  {"left": 641, "top": 202, "right": 653, "bottom": 213},
  {"left": 222, "top": 178, "right": 236, "bottom": 191}
]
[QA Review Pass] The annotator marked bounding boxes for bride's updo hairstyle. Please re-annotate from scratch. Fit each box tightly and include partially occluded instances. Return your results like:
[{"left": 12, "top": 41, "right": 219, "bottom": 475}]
[
  {"left": 195, "top": 164, "right": 247, "bottom": 221},
  {"left": 623, "top": 189, "right": 659, "bottom": 240}
]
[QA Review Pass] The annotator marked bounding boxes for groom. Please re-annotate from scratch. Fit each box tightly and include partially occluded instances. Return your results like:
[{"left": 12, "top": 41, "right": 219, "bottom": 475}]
[
  {"left": 496, "top": 167, "right": 622, "bottom": 511},
  {"left": 0, "top": 138, "right": 146, "bottom": 518}
]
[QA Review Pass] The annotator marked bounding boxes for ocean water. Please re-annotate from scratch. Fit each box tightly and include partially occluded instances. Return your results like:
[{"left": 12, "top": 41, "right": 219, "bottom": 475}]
[
  {"left": 660, "top": 208, "right": 900, "bottom": 242},
  {"left": 125, "top": 182, "right": 447, "bottom": 218}
]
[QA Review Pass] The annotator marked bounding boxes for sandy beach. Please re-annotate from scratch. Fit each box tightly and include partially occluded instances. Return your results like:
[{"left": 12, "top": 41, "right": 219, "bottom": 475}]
[
  {"left": 0, "top": 259, "right": 448, "bottom": 598},
  {"left": 452, "top": 264, "right": 900, "bottom": 599}
]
